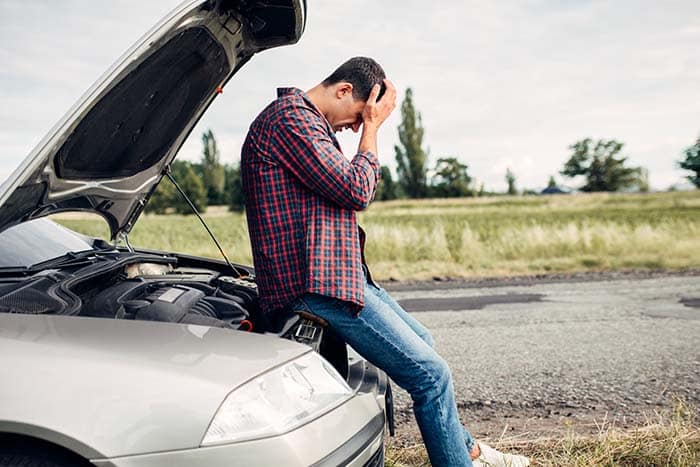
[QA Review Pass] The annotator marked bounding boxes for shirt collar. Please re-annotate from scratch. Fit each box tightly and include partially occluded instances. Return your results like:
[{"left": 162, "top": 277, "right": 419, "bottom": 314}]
[
  {"left": 277, "top": 87, "right": 335, "bottom": 136},
  {"left": 277, "top": 87, "right": 316, "bottom": 110},
  {"left": 276, "top": 87, "right": 303, "bottom": 98}
]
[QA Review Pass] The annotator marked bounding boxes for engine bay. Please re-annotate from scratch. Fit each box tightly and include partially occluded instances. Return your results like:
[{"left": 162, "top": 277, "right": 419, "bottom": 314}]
[
  {"left": 0, "top": 250, "right": 342, "bottom": 373},
  {"left": 0, "top": 254, "right": 261, "bottom": 332}
]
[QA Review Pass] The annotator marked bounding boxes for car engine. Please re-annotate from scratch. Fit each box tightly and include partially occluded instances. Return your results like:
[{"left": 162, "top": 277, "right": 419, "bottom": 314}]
[
  {"left": 84, "top": 280, "right": 252, "bottom": 329},
  {"left": 0, "top": 257, "right": 260, "bottom": 331},
  {"left": 0, "top": 253, "right": 352, "bottom": 377}
]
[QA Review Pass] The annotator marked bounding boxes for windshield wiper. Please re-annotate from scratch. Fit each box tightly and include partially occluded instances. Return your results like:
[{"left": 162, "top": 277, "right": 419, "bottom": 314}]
[
  {"left": 27, "top": 249, "right": 121, "bottom": 272},
  {"left": 0, "top": 251, "right": 117, "bottom": 276},
  {"left": 0, "top": 266, "right": 30, "bottom": 274}
]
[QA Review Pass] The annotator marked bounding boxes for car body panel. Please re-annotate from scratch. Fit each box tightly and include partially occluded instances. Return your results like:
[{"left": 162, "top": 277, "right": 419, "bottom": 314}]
[
  {"left": 91, "top": 397, "right": 383, "bottom": 467},
  {"left": 0, "top": 313, "right": 308, "bottom": 458},
  {"left": 0, "top": 0, "right": 305, "bottom": 240}
]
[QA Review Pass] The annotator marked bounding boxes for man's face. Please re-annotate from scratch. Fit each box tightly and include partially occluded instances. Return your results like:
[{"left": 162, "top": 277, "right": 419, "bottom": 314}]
[
  {"left": 328, "top": 83, "right": 366, "bottom": 133},
  {"left": 333, "top": 99, "right": 365, "bottom": 133}
]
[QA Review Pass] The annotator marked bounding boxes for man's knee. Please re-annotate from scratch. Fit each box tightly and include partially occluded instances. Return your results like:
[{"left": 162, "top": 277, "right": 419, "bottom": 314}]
[
  {"left": 428, "top": 355, "right": 452, "bottom": 388},
  {"left": 421, "top": 330, "right": 436, "bottom": 348}
]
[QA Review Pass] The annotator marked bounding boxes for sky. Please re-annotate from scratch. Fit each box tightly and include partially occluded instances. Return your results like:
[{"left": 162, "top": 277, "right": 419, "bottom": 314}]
[{"left": 1, "top": 0, "right": 699, "bottom": 192}]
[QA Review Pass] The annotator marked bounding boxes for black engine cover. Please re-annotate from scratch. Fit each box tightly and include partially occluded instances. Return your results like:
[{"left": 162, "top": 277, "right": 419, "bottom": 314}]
[{"left": 86, "top": 280, "right": 248, "bottom": 328}]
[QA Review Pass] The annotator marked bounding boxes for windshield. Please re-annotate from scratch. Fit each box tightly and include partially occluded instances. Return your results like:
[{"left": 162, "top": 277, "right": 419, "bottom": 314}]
[{"left": 0, "top": 218, "right": 95, "bottom": 268}]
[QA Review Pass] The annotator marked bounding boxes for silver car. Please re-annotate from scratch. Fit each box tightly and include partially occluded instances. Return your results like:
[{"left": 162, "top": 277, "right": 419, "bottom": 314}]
[{"left": 0, "top": 1, "right": 392, "bottom": 466}]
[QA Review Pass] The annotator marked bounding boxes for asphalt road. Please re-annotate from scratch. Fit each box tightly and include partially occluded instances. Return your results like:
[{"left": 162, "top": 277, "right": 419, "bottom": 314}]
[{"left": 382, "top": 273, "right": 700, "bottom": 439}]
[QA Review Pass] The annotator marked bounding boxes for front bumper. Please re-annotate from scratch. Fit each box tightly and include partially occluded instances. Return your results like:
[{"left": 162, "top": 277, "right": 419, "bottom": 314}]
[{"left": 92, "top": 360, "right": 391, "bottom": 467}]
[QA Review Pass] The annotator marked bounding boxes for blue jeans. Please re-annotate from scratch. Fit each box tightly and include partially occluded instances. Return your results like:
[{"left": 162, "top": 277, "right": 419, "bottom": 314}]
[{"left": 290, "top": 279, "right": 475, "bottom": 467}]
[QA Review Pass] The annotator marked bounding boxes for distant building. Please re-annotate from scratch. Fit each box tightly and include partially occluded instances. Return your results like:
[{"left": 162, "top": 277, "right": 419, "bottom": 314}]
[{"left": 540, "top": 186, "right": 572, "bottom": 195}]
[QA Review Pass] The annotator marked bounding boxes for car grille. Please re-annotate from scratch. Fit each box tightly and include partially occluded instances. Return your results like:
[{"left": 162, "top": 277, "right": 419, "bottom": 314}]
[{"left": 363, "top": 443, "right": 384, "bottom": 467}]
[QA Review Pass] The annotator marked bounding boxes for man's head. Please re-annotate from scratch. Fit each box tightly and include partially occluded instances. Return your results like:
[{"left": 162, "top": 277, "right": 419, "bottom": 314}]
[
  {"left": 322, "top": 57, "right": 387, "bottom": 102},
  {"left": 310, "top": 57, "right": 386, "bottom": 133}
]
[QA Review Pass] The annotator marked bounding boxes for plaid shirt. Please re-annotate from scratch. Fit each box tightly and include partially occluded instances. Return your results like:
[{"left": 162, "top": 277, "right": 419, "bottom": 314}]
[{"left": 241, "top": 87, "right": 380, "bottom": 315}]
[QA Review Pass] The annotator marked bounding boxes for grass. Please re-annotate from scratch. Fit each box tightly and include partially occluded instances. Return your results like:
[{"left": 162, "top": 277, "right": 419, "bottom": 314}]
[
  {"left": 53, "top": 191, "right": 700, "bottom": 281},
  {"left": 385, "top": 399, "right": 700, "bottom": 466}
]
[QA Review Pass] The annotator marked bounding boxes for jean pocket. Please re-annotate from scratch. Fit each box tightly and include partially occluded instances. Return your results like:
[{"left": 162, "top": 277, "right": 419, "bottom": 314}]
[
  {"left": 330, "top": 297, "right": 355, "bottom": 315},
  {"left": 285, "top": 296, "right": 311, "bottom": 314},
  {"left": 298, "top": 293, "right": 354, "bottom": 318}
]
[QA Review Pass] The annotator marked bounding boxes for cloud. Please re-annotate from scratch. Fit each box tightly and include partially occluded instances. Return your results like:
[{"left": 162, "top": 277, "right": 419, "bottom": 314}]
[{"left": 1, "top": 0, "right": 698, "bottom": 191}]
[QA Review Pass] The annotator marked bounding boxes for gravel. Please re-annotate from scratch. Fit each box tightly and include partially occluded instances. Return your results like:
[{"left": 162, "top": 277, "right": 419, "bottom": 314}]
[{"left": 380, "top": 273, "right": 700, "bottom": 439}]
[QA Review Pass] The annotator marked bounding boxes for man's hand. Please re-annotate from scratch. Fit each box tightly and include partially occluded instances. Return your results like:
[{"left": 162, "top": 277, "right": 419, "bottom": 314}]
[
  {"left": 357, "top": 79, "right": 396, "bottom": 157},
  {"left": 362, "top": 79, "right": 397, "bottom": 130}
]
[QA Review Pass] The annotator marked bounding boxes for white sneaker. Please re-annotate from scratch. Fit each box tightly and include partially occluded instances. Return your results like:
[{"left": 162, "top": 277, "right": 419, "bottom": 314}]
[{"left": 471, "top": 442, "right": 530, "bottom": 467}]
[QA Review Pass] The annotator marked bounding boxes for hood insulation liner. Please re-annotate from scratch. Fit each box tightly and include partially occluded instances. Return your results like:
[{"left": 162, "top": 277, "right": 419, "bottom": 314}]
[{"left": 55, "top": 27, "right": 230, "bottom": 180}]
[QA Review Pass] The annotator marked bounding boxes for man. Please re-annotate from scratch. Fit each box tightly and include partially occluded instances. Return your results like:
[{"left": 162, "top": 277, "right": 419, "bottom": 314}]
[{"left": 241, "top": 57, "right": 529, "bottom": 467}]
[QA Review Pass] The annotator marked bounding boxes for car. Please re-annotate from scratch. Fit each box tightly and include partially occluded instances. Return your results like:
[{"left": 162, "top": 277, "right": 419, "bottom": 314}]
[{"left": 0, "top": 1, "right": 392, "bottom": 466}]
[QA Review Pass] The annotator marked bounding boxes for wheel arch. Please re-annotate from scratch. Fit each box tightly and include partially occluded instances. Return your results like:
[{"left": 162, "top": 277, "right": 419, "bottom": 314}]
[{"left": 0, "top": 423, "right": 102, "bottom": 463}]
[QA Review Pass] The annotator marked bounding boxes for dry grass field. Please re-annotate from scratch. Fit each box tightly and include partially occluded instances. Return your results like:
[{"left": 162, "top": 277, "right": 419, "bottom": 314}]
[
  {"left": 385, "top": 399, "right": 699, "bottom": 466},
  {"left": 54, "top": 191, "right": 700, "bottom": 281}
]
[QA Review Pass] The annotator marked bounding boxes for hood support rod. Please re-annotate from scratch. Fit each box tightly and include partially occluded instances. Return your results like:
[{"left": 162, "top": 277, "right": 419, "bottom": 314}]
[{"left": 164, "top": 168, "right": 244, "bottom": 276}]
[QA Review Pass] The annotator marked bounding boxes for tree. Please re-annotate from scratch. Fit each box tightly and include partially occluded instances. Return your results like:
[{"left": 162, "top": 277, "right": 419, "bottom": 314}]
[
  {"left": 145, "top": 160, "right": 207, "bottom": 214},
  {"left": 201, "top": 129, "right": 226, "bottom": 205},
  {"left": 505, "top": 168, "right": 517, "bottom": 195},
  {"left": 547, "top": 175, "right": 558, "bottom": 189},
  {"left": 146, "top": 172, "right": 177, "bottom": 214},
  {"left": 394, "top": 88, "right": 429, "bottom": 198},
  {"left": 170, "top": 160, "right": 208, "bottom": 214},
  {"left": 679, "top": 135, "right": 700, "bottom": 188},
  {"left": 637, "top": 167, "right": 650, "bottom": 193},
  {"left": 225, "top": 163, "right": 245, "bottom": 212},
  {"left": 431, "top": 157, "right": 473, "bottom": 197},
  {"left": 375, "top": 165, "right": 398, "bottom": 201},
  {"left": 560, "top": 138, "right": 643, "bottom": 192}
]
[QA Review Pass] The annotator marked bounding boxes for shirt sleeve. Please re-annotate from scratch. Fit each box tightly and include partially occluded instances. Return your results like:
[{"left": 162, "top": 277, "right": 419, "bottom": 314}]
[{"left": 271, "top": 105, "right": 380, "bottom": 211}]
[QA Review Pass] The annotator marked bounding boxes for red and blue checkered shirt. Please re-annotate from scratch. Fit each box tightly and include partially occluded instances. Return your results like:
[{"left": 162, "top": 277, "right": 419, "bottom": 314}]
[{"left": 241, "top": 88, "right": 380, "bottom": 315}]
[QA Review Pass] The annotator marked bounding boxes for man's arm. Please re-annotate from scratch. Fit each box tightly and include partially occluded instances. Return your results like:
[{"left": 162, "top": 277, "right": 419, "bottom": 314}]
[
  {"left": 273, "top": 79, "right": 397, "bottom": 211},
  {"left": 273, "top": 109, "right": 379, "bottom": 211}
]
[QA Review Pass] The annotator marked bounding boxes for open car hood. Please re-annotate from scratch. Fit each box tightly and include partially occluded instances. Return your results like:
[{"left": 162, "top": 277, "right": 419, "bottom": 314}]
[{"left": 0, "top": 0, "right": 305, "bottom": 240}]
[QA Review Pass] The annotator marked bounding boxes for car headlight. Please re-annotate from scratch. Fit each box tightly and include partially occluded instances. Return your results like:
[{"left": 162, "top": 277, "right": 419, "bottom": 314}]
[{"left": 201, "top": 351, "right": 353, "bottom": 445}]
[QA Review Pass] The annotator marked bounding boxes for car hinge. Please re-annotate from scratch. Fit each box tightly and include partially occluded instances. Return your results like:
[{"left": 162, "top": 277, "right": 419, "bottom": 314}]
[{"left": 114, "top": 231, "right": 134, "bottom": 252}]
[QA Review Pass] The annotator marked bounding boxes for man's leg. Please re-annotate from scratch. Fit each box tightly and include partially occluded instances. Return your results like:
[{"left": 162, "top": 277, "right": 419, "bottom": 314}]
[
  {"left": 296, "top": 284, "right": 473, "bottom": 467},
  {"left": 366, "top": 282, "right": 435, "bottom": 348},
  {"left": 366, "top": 282, "right": 477, "bottom": 451}
]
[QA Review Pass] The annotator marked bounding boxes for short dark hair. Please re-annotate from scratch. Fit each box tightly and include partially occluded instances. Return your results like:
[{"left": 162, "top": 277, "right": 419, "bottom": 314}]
[{"left": 322, "top": 57, "right": 386, "bottom": 102}]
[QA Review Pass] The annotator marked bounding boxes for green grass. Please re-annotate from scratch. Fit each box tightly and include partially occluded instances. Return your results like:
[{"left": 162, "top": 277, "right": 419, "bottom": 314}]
[
  {"left": 385, "top": 399, "right": 700, "bottom": 466},
  {"left": 54, "top": 191, "right": 700, "bottom": 281}
]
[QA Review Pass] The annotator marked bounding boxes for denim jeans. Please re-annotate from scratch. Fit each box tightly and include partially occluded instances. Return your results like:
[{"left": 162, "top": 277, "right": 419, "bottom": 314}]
[{"left": 290, "top": 279, "right": 475, "bottom": 467}]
